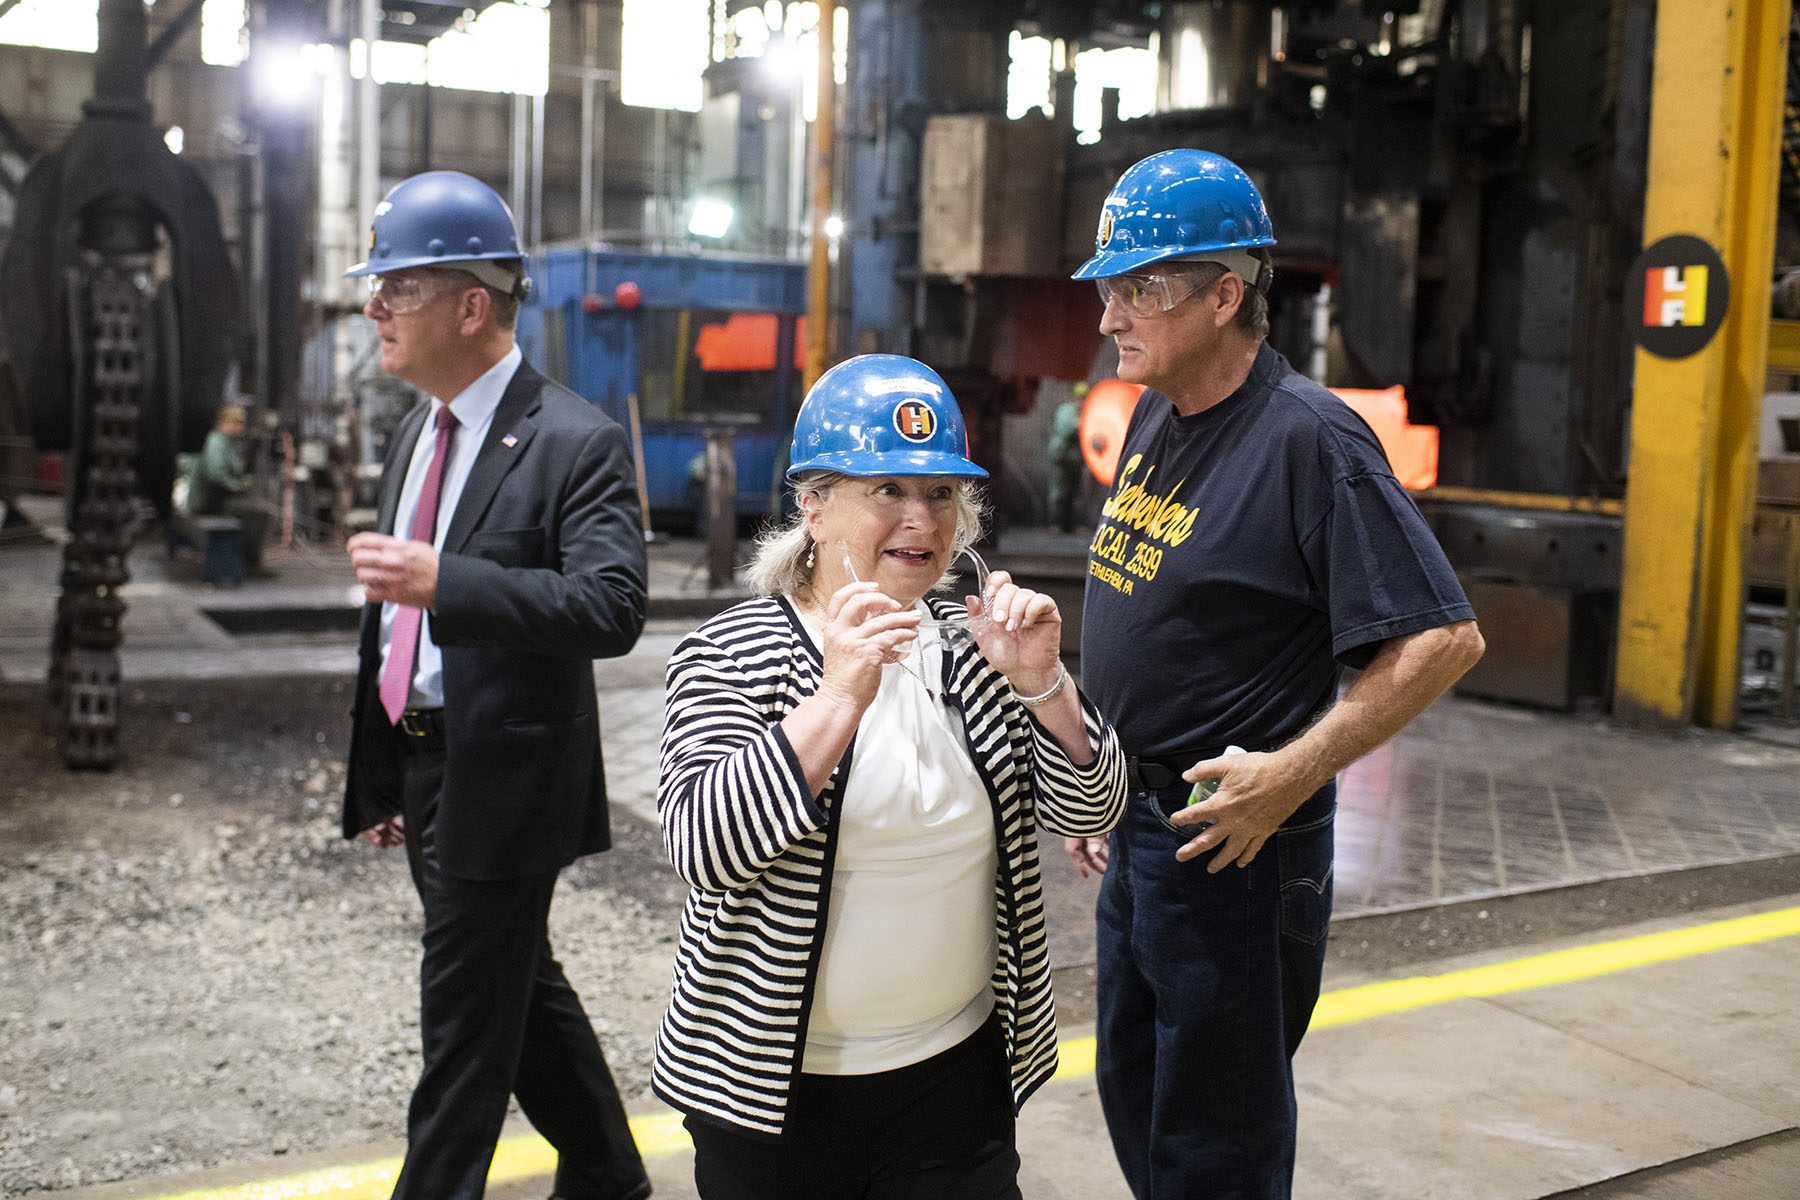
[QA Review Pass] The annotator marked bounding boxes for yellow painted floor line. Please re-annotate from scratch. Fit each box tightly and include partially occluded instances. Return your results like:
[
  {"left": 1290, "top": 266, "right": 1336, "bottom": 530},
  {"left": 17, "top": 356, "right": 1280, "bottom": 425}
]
[
  {"left": 142, "top": 904, "right": 1800, "bottom": 1199},
  {"left": 1305, "top": 903, "right": 1800, "bottom": 1032}
]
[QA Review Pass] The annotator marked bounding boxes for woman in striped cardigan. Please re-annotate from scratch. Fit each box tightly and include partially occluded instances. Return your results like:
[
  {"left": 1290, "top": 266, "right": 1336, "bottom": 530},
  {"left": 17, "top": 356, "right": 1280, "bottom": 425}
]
[{"left": 654, "top": 356, "right": 1127, "bottom": 1199}]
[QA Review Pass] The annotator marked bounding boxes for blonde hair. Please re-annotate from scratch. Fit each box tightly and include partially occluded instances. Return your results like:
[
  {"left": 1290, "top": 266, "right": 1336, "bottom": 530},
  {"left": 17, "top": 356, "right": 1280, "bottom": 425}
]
[{"left": 745, "top": 472, "right": 989, "bottom": 598}]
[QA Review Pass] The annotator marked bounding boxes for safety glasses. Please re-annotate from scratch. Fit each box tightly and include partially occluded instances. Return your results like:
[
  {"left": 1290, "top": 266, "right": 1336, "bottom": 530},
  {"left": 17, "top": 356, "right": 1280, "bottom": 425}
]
[
  {"left": 1093, "top": 271, "right": 1206, "bottom": 319},
  {"left": 364, "top": 273, "right": 464, "bottom": 317},
  {"left": 838, "top": 542, "right": 995, "bottom": 652},
  {"left": 920, "top": 545, "right": 994, "bottom": 651}
]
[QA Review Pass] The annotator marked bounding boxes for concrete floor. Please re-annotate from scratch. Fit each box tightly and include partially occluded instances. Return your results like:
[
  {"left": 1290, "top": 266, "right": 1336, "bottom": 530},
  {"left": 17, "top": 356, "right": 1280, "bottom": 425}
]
[
  {"left": 9, "top": 517, "right": 1794, "bottom": 925},
  {"left": 6, "top": 507, "right": 1800, "bottom": 1199},
  {"left": 58, "top": 891, "right": 1800, "bottom": 1200}
]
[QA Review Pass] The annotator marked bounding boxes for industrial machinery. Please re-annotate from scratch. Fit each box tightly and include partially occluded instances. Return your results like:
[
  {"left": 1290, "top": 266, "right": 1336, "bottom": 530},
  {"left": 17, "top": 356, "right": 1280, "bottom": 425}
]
[
  {"left": 841, "top": 0, "right": 1654, "bottom": 486},
  {"left": 519, "top": 246, "right": 805, "bottom": 530},
  {"left": 822, "top": 0, "right": 1774, "bottom": 711},
  {"left": 0, "top": 0, "right": 241, "bottom": 767}
]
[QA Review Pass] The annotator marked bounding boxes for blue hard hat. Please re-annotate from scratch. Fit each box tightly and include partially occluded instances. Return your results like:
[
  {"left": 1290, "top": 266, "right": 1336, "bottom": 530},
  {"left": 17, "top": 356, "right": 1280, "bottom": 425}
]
[
  {"left": 1071, "top": 149, "right": 1275, "bottom": 280},
  {"left": 344, "top": 170, "right": 529, "bottom": 294},
  {"left": 787, "top": 355, "right": 988, "bottom": 480}
]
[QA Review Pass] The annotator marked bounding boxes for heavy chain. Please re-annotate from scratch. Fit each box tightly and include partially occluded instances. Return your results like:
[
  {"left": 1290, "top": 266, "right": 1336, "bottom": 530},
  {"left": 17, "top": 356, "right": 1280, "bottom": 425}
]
[{"left": 47, "top": 259, "right": 152, "bottom": 769}]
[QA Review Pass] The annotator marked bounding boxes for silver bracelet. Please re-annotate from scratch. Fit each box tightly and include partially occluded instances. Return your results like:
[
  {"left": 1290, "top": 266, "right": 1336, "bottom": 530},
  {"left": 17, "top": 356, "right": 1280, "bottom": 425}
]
[{"left": 1011, "top": 663, "right": 1068, "bottom": 707}]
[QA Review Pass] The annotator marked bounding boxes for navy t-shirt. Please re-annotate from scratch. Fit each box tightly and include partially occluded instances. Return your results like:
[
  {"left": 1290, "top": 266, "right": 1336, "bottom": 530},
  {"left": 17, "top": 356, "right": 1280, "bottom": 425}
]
[{"left": 1079, "top": 343, "right": 1474, "bottom": 761}]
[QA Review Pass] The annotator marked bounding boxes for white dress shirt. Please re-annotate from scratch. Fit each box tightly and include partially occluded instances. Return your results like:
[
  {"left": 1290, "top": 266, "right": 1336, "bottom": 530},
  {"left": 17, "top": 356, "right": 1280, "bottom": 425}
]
[{"left": 376, "top": 343, "right": 522, "bottom": 709}]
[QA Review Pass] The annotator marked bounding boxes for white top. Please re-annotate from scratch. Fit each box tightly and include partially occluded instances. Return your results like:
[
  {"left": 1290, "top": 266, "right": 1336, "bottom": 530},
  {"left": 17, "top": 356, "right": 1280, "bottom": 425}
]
[
  {"left": 792, "top": 599, "right": 999, "bottom": 1075},
  {"left": 377, "top": 343, "right": 522, "bottom": 709}
]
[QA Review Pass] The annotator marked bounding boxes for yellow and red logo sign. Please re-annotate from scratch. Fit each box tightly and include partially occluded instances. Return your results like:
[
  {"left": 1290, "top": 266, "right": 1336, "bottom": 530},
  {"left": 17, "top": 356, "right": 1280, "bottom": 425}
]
[
  {"left": 1625, "top": 235, "right": 1729, "bottom": 360},
  {"left": 893, "top": 400, "right": 938, "bottom": 443},
  {"left": 1642, "top": 265, "right": 1709, "bottom": 328}
]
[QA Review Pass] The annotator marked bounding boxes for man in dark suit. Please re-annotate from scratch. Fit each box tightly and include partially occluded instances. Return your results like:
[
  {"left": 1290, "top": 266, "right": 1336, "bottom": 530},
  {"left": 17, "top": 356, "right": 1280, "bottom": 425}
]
[{"left": 340, "top": 170, "right": 651, "bottom": 1200}]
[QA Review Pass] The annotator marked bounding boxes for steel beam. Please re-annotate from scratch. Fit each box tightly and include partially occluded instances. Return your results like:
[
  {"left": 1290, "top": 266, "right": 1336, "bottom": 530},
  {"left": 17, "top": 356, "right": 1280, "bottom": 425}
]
[
  {"left": 1419, "top": 487, "right": 1623, "bottom": 517},
  {"left": 146, "top": 0, "right": 205, "bottom": 70},
  {"left": 0, "top": 107, "right": 36, "bottom": 162},
  {"left": 1770, "top": 319, "right": 1800, "bottom": 372},
  {"left": 805, "top": 0, "right": 836, "bottom": 392},
  {"left": 1616, "top": 0, "right": 1790, "bottom": 728}
]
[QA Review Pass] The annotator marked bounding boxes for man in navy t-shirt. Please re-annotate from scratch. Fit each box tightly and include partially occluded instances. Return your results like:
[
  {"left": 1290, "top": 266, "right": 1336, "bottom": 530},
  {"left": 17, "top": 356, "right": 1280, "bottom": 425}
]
[{"left": 1068, "top": 150, "right": 1485, "bottom": 1199}]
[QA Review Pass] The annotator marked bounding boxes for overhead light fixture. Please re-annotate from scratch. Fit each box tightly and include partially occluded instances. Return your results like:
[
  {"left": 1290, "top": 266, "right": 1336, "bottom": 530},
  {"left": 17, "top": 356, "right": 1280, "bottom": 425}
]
[
  {"left": 823, "top": 214, "right": 844, "bottom": 240},
  {"left": 688, "top": 198, "right": 734, "bottom": 240},
  {"left": 254, "top": 40, "right": 320, "bottom": 110},
  {"left": 762, "top": 35, "right": 801, "bottom": 80},
  {"left": 163, "top": 125, "right": 185, "bottom": 155}
]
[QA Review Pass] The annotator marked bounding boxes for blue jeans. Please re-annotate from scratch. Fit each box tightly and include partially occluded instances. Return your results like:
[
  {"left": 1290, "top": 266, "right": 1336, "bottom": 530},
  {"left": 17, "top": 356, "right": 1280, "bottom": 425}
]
[{"left": 1095, "top": 778, "right": 1336, "bottom": 1200}]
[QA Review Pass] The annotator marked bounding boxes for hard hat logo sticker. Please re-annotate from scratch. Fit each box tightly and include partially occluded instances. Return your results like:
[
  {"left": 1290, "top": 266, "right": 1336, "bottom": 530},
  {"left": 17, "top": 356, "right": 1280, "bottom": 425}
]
[
  {"left": 894, "top": 401, "right": 938, "bottom": 443},
  {"left": 1097, "top": 208, "right": 1115, "bottom": 248}
]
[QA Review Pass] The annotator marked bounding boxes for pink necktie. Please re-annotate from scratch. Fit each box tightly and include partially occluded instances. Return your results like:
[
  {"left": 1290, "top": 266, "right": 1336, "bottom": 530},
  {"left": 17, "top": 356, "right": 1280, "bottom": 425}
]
[{"left": 380, "top": 406, "right": 459, "bottom": 724}]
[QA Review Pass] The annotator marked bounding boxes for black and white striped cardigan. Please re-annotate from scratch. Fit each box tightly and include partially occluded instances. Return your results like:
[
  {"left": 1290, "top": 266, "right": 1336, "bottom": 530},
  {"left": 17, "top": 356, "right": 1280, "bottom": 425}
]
[{"left": 652, "top": 594, "right": 1127, "bottom": 1137}]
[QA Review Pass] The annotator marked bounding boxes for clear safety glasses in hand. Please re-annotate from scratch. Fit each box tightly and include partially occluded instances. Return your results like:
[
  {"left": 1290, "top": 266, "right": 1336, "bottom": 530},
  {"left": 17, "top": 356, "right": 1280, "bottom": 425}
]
[
  {"left": 920, "top": 546, "right": 994, "bottom": 652},
  {"left": 838, "top": 542, "right": 996, "bottom": 657}
]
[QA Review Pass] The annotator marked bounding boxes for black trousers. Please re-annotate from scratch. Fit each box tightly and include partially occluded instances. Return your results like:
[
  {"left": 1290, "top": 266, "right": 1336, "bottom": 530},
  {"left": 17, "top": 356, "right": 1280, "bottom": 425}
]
[
  {"left": 684, "top": 1013, "right": 1021, "bottom": 1200},
  {"left": 392, "top": 739, "right": 650, "bottom": 1200}
]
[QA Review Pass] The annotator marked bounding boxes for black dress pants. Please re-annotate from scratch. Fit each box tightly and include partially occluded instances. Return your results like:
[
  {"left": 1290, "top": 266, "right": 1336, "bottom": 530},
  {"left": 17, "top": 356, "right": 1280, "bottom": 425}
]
[
  {"left": 684, "top": 1012, "right": 1020, "bottom": 1200},
  {"left": 393, "top": 739, "right": 650, "bottom": 1200}
]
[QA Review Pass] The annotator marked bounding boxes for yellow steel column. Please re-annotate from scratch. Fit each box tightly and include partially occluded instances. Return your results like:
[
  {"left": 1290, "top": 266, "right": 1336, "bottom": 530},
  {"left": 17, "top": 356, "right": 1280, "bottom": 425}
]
[
  {"left": 1615, "top": 0, "right": 1789, "bottom": 727},
  {"left": 804, "top": 0, "right": 837, "bottom": 393}
]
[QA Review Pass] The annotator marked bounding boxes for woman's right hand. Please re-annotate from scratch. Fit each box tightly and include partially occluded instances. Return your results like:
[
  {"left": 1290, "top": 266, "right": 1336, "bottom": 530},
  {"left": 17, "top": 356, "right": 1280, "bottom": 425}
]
[{"left": 816, "top": 581, "right": 920, "bottom": 713}]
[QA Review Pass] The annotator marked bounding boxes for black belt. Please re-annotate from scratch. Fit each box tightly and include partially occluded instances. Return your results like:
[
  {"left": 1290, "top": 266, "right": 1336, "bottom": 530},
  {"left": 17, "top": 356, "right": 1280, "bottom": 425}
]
[
  {"left": 1125, "top": 737, "right": 1284, "bottom": 792},
  {"left": 397, "top": 708, "right": 446, "bottom": 741},
  {"left": 1126, "top": 756, "right": 1202, "bottom": 792}
]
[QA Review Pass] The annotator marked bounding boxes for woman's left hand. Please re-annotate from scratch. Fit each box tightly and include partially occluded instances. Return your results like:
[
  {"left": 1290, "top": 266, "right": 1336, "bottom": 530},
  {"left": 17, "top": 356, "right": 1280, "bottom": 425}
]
[{"left": 971, "top": 569, "right": 1062, "bottom": 693}]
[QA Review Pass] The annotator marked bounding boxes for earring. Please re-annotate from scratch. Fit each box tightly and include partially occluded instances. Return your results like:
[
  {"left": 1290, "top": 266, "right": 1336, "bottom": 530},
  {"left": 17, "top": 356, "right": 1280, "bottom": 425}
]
[{"left": 805, "top": 544, "right": 815, "bottom": 570}]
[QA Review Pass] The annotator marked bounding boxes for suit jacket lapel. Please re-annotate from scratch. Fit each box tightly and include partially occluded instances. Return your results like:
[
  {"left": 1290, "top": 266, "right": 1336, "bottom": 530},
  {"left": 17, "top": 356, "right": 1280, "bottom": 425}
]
[
  {"left": 378, "top": 402, "right": 430, "bottom": 534},
  {"left": 442, "top": 362, "right": 542, "bottom": 554}
]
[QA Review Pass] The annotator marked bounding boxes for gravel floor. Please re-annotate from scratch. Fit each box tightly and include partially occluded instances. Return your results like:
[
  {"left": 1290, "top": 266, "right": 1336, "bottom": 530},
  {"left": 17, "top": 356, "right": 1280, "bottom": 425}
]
[{"left": 0, "top": 674, "right": 684, "bottom": 1195}]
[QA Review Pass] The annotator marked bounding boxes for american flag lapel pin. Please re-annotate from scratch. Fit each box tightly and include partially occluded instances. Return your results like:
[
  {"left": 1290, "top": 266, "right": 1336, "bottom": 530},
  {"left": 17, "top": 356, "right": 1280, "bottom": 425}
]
[{"left": 501, "top": 434, "right": 518, "bottom": 448}]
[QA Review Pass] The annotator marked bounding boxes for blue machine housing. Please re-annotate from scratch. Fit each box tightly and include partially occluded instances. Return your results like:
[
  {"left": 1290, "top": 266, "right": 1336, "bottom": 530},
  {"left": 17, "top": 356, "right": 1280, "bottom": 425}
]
[{"left": 517, "top": 246, "right": 805, "bottom": 528}]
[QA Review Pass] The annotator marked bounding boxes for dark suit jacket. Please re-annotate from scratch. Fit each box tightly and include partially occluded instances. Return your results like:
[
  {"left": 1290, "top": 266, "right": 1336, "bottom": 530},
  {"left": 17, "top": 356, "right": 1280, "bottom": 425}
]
[{"left": 342, "top": 358, "right": 648, "bottom": 880}]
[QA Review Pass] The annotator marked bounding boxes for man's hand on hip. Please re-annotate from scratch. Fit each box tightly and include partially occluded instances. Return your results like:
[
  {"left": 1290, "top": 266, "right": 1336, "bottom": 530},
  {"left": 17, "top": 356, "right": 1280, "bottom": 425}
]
[
  {"left": 349, "top": 532, "right": 440, "bottom": 609},
  {"left": 1174, "top": 749, "right": 1321, "bottom": 872}
]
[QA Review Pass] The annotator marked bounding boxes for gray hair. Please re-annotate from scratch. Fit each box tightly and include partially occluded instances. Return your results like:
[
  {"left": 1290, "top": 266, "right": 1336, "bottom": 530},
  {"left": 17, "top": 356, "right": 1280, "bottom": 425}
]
[
  {"left": 1177, "top": 253, "right": 1270, "bottom": 339},
  {"left": 745, "top": 471, "right": 989, "bottom": 597},
  {"left": 431, "top": 264, "right": 522, "bottom": 330}
]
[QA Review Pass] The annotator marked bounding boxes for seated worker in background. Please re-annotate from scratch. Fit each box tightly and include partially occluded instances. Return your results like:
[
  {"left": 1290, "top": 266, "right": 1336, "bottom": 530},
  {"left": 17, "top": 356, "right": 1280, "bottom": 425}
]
[
  {"left": 186, "top": 403, "right": 271, "bottom": 574},
  {"left": 653, "top": 353, "right": 1128, "bottom": 1199}
]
